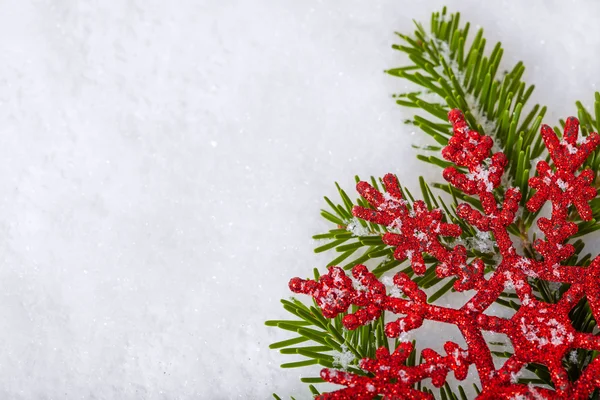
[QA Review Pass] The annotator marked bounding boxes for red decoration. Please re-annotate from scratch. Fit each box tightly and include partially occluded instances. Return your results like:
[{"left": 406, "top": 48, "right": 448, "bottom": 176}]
[{"left": 289, "top": 109, "right": 600, "bottom": 399}]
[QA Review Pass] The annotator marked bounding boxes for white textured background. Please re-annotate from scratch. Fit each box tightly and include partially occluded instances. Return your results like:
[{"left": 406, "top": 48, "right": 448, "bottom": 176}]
[{"left": 1, "top": 0, "right": 599, "bottom": 399}]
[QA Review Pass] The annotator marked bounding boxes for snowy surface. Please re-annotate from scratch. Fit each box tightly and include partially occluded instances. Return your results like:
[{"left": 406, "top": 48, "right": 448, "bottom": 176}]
[{"left": 2, "top": 0, "right": 600, "bottom": 398}]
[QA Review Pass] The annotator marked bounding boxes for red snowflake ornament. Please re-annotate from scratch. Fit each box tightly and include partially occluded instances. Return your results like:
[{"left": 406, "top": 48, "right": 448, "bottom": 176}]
[
  {"left": 289, "top": 110, "right": 600, "bottom": 399},
  {"left": 352, "top": 175, "right": 462, "bottom": 274},
  {"left": 317, "top": 342, "right": 470, "bottom": 400}
]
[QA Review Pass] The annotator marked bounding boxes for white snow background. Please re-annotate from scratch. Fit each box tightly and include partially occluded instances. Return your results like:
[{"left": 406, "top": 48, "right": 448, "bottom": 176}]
[{"left": 1, "top": 0, "right": 600, "bottom": 399}]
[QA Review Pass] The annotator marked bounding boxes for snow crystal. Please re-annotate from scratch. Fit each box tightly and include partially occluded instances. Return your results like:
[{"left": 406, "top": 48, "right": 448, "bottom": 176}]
[
  {"left": 569, "top": 350, "right": 579, "bottom": 364},
  {"left": 552, "top": 264, "right": 561, "bottom": 278},
  {"left": 577, "top": 135, "right": 589, "bottom": 145},
  {"left": 466, "top": 163, "right": 494, "bottom": 192},
  {"left": 515, "top": 257, "right": 538, "bottom": 278},
  {"left": 548, "top": 318, "right": 574, "bottom": 346},
  {"left": 519, "top": 316, "right": 573, "bottom": 349},
  {"left": 366, "top": 383, "right": 376, "bottom": 392},
  {"left": 318, "top": 287, "right": 347, "bottom": 308},
  {"left": 562, "top": 141, "right": 578, "bottom": 154},
  {"left": 378, "top": 192, "right": 408, "bottom": 212},
  {"left": 381, "top": 276, "right": 403, "bottom": 298},
  {"left": 389, "top": 217, "right": 403, "bottom": 233},
  {"left": 351, "top": 275, "right": 368, "bottom": 292},
  {"left": 346, "top": 217, "right": 376, "bottom": 237},
  {"left": 453, "top": 348, "right": 461, "bottom": 366},
  {"left": 503, "top": 271, "right": 524, "bottom": 290},
  {"left": 500, "top": 170, "right": 513, "bottom": 189},
  {"left": 520, "top": 317, "right": 549, "bottom": 348},
  {"left": 331, "top": 268, "right": 344, "bottom": 284},
  {"left": 436, "top": 262, "right": 450, "bottom": 276},
  {"left": 383, "top": 191, "right": 407, "bottom": 207},
  {"left": 333, "top": 344, "right": 355, "bottom": 369},
  {"left": 414, "top": 230, "right": 428, "bottom": 242},
  {"left": 466, "top": 229, "right": 495, "bottom": 253},
  {"left": 398, "top": 370, "right": 409, "bottom": 383},
  {"left": 555, "top": 179, "right": 569, "bottom": 191},
  {"left": 451, "top": 348, "right": 468, "bottom": 367}
]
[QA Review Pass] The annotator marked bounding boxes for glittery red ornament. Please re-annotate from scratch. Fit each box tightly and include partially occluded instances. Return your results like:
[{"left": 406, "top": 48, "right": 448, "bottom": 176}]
[{"left": 289, "top": 110, "right": 600, "bottom": 399}]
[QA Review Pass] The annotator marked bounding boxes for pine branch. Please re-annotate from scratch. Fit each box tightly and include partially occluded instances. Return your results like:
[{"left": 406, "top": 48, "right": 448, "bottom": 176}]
[
  {"left": 387, "top": 7, "right": 546, "bottom": 230},
  {"left": 268, "top": 7, "right": 600, "bottom": 399},
  {"left": 389, "top": 11, "right": 600, "bottom": 390}
]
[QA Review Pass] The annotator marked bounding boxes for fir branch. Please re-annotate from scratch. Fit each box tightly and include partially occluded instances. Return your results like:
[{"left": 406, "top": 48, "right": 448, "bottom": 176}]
[
  {"left": 389, "top": 11, "right": 600, "bottom": 390},
  {"left": 268, "top": 7, "right": 600, "bottom": 399},
  {"left": 388, "top": 7, "right": 547, "bottom": 233}
]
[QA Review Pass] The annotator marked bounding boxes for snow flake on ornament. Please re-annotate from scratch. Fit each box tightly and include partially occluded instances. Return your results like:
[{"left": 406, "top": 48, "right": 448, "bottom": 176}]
[{"left": 288, "top": 110, "right": 600, "bottom": 399}]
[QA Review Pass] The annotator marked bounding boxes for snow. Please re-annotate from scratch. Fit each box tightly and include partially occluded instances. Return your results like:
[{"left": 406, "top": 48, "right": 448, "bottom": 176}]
[
  {"left": 577, "top": 135, "right": 589, "bottom": 145},
  {"left": 2, "top": 0, "right": 600, "bottom": 398},
  {"left": 520, "top": 317, "right": 550, "bottom": 348},
  {"left": 556, "top": 178, "right": 569, "bottom": 191},
  {"left": 318, "top": 287, "right": 346, "bottom": 308},
  {"left": 515, "top": 257, "right": 538, "bottom": 278},
  {"left": 389, "top": 217, "right": 403, "bottom": 233},
  {"left": 466, "top": 162, "right": 495, "bottom": 192},
  {"left": 351, "top": 271, "right": 368, "bottom": 292},
  {"left": 466, "top": 229, "right": 496, "bottom": 254},
  {"left": 562, "top": 141, "right": 579, "bottom": 154},
  {"left": 332, "top": 344, "right": 355, "bottom": 369},
  {"left": 382, "top": 275, "right": 403, "bottom": 298},
  {"left": 398, "top": 369, "right": 409, "bottom": 383},
  {"left": 414, "top": 230, "right": 428, "bottom": 242},
  {"left": 382, "top": 191, "right": 407, "bottom": 208},
  {"left": 346, "top": 216, "right": 376, "bottom": 237},
  {"left": 569, "top": 350, "right": 579, "bottom": 364},
  {"left": 519, "top": 315, "right": 574, "bottom": 349}
]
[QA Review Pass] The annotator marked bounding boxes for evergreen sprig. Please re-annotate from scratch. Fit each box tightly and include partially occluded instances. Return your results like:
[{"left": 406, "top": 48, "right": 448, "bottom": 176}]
[{"left": 268, "top": 7, "right": 600, "bottom": 399}]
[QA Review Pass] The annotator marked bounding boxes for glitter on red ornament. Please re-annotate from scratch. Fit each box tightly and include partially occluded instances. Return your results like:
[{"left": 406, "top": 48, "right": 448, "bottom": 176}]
[
  {"left": 288, "top": 110, "right": 600, "bottom": 399},
  {"left": 352, "top": 173, "right": 462, "bottom": 275},
  {"left": 315, "top": 342, "right": 470, "bottom": 400}
]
